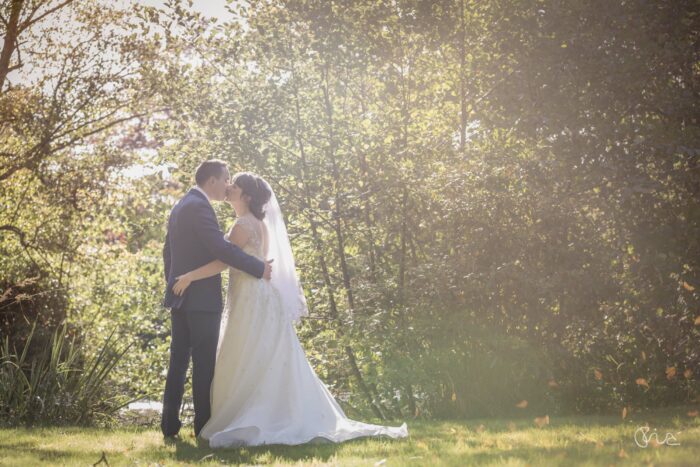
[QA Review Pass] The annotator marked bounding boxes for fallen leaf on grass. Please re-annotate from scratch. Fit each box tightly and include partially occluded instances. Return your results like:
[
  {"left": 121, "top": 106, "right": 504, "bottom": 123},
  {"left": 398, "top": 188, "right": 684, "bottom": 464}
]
[
  {"left": 622, "top": 406, "right": 628, "bottom": 420},
  {"left": 684, "top": 369, "right": 693, "bottom": 379},
  {"left": 515, "top": 400, "right": 528, "bottom": 408},
  {"left": 534, "top": 415, "right": 549, "bottom": 428},
  {"left": 666, "top": 367, "right": 677, "bottom": 380},
  {"left": 688, "top": 410, "right": 698, "bottom": 417},
  {"left": 635, "top": 377, "right": 649, "bottom": 388},
  {"left": 682, "top": 281, "right": 695, "bottom": 292},
  {"left": 618, "top": 448, "right": 628, "bottom": 458},
  {"left": 548, "top": 379, "right": 559, "bottom": 388},
  {"left": 594, "top": 369, "right": 603, "bottom": 380}
]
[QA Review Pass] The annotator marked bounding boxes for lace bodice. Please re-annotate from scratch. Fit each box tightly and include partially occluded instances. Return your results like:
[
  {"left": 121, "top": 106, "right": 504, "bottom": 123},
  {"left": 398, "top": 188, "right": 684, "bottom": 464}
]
[{"left": 225, "top": 213, "right": 266, "bottom": 262}]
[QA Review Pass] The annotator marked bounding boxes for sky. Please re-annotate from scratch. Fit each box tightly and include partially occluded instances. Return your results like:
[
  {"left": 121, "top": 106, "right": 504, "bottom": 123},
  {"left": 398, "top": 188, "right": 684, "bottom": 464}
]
[{"left": 6, "top": 0, "right": 237, "bottom": 87}]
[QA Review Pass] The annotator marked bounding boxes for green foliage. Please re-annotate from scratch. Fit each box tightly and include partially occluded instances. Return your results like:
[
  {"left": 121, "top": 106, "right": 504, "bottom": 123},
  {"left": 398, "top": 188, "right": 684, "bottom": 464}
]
[
  {"left": 0, "top": 322, "right": 132, "bottom": 426},
  {"left": 133, "top": 0, "right": 698, "bottom": 418},
  {"left": 0, "top": 0, "right": 161, "bottom": 423},
  {"left": 1, "top": 0, "right": 698, "bottom": 423}
]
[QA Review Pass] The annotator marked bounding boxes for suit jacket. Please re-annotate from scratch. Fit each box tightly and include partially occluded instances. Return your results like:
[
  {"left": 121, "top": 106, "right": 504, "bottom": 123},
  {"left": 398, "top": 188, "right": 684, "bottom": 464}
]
[{"left": 163, "top": 188, "right": 265, "bottom": 312}]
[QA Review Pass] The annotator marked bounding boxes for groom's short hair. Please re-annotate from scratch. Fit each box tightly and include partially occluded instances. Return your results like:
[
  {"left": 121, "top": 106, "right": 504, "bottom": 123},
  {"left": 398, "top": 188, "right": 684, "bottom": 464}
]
[{"left": 195, "top": 159, "right": 228, "bottom": 186}]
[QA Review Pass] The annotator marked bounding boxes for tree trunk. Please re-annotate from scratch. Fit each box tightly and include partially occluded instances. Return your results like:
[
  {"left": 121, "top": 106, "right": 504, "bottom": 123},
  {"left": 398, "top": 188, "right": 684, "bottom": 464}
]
[
  {"left": 0, "top": 0, "right": 23, "bottom": 91},
  {"left": 291, "top": 73, "right": 386, "bottom": 420},
  {"left": 459, "top": 0, "right": 468, "bottom": 156},
  {"left": 320, "top": 63, "right": 390, "bottom": 419}
]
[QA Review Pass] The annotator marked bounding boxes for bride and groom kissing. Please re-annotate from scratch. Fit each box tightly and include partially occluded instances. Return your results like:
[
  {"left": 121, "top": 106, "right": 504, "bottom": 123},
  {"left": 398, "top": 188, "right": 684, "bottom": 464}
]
[{"left": 161, "top": 159, "right": 408, "bottom": 448}]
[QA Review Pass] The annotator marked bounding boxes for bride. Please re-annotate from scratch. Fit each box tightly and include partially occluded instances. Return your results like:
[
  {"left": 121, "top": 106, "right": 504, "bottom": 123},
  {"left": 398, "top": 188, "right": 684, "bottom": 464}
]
[{"left": 172, "top": 172, "right": 408, "bottom": 448}]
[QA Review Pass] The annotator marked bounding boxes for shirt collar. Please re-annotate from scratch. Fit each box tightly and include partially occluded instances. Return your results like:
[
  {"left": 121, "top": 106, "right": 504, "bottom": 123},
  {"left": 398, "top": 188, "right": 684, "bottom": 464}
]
[{"left": 192, "top": 185, "right": 211, "bottom": 204}]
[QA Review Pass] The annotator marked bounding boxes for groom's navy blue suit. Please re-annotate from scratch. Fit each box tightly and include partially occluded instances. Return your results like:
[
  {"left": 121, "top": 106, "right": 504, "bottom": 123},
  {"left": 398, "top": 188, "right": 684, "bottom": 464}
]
[{"left": 161, "top": 187, "right": 265, "bottom": 437}]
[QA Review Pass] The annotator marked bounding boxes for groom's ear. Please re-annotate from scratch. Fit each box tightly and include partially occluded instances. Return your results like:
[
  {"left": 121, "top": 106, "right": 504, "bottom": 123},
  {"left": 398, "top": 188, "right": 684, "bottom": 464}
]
[{"left": 202, "top": 175, "right": 218, "bottom": 188}]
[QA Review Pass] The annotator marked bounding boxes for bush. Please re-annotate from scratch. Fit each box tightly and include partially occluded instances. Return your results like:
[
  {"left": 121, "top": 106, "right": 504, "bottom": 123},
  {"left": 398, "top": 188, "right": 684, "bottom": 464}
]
[{"left": 0, "top": 322, "right": 132, "bottom": 426}]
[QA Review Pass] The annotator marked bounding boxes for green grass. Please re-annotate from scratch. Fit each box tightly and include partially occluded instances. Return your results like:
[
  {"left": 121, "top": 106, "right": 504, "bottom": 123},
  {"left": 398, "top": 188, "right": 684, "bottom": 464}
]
[{"left": 1, "top": 405, "right": 698, "bottom": 466}]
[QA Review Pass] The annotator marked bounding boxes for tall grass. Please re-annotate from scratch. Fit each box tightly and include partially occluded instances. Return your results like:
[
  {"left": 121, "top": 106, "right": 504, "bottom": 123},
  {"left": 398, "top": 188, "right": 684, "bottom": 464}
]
[{"left": 0, "top": 322, "right": 133, "bottom": 426}]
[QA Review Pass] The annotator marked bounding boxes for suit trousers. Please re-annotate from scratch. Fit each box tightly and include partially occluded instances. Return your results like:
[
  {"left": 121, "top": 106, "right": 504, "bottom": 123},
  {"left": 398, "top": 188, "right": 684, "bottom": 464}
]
[{"left": 161, "top": 308, "right": 221, "bottom": 437}]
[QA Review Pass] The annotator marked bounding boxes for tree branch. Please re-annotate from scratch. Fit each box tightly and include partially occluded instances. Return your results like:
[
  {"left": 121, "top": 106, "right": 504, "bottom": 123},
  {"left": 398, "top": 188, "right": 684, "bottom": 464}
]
[
  {"left": 0, "top": 224, "right": 29, "bottom": 248},
  {"left": 18, "top": 0, "right": 75, "bottom": 34},
  {"left": 49, "top": 111, "right": 152, "bottom": 154}
]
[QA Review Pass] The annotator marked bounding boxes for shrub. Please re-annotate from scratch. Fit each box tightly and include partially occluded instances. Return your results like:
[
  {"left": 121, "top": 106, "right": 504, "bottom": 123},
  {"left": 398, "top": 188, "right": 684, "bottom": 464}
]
[{"left": 0, "top": 322, "right": 132, "bottom": 426}]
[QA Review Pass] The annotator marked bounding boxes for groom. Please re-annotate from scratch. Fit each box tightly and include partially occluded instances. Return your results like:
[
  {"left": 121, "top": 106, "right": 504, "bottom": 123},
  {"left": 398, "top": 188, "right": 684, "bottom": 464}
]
[{"left": 161, "top": 159, "right": 272, "bottom": 438}]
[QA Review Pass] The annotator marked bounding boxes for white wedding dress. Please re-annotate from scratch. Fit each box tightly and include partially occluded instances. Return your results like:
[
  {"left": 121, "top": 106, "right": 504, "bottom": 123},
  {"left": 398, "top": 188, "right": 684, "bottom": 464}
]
[{"left": 199, "top": 213, "right": 408, "bottom": 448}]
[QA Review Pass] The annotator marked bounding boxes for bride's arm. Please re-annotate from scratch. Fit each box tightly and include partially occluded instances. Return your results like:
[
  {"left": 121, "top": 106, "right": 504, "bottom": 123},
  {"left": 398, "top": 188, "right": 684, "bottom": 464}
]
[
  {"left": 227, "top": 221, "right": 252, "bottom": 249},
  {"left": 172, "top": 223, "right": 253, "bottom": 296}
]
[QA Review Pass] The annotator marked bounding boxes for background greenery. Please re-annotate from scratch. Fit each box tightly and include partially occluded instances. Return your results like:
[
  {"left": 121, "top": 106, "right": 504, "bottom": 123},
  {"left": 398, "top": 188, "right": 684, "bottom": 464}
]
[{"left": 1, "top": 0, "right": 698, "bottom": 425}]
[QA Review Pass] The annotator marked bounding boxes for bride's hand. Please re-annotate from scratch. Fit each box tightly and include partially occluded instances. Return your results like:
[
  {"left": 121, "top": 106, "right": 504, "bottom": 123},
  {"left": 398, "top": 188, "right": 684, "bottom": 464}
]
[{"left": 172, "top": 273, "right": 193, "bottom": 296}]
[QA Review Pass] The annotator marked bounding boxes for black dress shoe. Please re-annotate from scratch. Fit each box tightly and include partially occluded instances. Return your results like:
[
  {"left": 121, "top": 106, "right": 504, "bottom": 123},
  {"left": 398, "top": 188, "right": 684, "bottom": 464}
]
[
  {"left": 163, "top": 434, "right": 180, "bottom": 445},
  {"left": 161, "top": 419, "right": 182, "bottom": 438}
]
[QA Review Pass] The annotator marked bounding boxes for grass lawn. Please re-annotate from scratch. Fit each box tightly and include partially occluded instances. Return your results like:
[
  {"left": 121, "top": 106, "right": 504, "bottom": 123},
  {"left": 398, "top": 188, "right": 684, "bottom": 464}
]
[{"left": 1, "top": 405, "right": 698, "bottom": 466}]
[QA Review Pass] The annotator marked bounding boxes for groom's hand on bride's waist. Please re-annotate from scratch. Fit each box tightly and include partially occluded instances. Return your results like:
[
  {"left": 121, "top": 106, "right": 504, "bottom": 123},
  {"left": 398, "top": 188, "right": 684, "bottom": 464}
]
[{"left": 263, "top": 259, "right": 273, "bottom": 281}]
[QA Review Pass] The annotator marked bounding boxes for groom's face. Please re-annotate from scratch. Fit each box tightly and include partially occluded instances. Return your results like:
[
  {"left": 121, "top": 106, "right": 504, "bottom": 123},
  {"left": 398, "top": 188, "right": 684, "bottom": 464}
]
[{"left": 210, "top": 168, "right": 230, "bottom": 201}]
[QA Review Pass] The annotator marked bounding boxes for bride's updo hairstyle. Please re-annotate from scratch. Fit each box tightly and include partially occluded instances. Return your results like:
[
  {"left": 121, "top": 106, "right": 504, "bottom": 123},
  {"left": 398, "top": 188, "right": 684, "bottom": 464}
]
[{"left": 232, "top": 172, "right": 272, "bottom": 220}]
